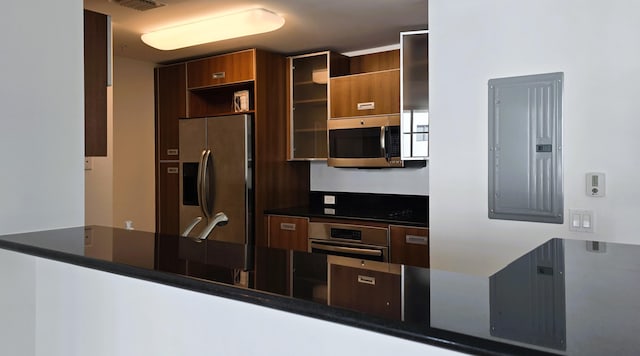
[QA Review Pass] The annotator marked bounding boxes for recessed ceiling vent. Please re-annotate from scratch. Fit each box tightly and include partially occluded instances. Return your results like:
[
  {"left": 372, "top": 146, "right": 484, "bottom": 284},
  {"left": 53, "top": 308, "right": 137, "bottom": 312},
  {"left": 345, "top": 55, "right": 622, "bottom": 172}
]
[{"left": 111, "top": 0, "right": 166, "bottom": 11}]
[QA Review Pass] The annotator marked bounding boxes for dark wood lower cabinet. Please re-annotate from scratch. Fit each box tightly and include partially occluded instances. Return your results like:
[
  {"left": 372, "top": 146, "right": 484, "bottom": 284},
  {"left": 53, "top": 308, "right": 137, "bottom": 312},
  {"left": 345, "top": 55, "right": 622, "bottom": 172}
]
[
  {"left": 267, "top": 215, "right": 309, "bottom": 251},
  {"left": 156, "top": 162, "right": 180, "bottom": 235},
  {"left": 329, "top": 260, "right": 401, "bottom": 320},
  {"left": 390, "top": 226, "right": 429, "bottom": 268}
]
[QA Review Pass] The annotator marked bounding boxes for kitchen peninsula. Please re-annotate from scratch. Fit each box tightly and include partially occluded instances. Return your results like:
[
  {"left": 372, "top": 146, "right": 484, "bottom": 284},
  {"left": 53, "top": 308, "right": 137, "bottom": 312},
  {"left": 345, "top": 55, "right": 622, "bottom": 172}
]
[{"left": 1, "top": 227, "right": 638, "bottom": 355}]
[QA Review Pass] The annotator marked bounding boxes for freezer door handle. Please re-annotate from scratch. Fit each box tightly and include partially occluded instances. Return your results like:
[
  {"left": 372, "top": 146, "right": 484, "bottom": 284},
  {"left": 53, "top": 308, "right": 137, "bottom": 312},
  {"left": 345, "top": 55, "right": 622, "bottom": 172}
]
[
  {"left": 200, "top": 149, "right": 214, "bottom": 219},
  {"left": 181, "top": 216, "right": 203, "bottom": 237}
]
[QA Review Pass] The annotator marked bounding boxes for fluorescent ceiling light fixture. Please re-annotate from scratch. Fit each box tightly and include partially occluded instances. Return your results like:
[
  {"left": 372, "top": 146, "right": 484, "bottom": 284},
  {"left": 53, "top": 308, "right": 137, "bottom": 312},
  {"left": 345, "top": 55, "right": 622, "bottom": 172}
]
[{"left": 141, "top": 8, "right": 285, "bottom": 50}]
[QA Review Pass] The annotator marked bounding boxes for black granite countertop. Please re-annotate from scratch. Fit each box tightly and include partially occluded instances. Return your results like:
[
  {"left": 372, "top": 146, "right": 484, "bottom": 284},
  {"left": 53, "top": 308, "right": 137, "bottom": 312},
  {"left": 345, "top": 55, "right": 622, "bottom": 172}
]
[
  {"left": 266, "top": 191, "right": 429, "bottom": 227},
  {"left": 1, "top": 226, "right": 637, "bottom": 355}
]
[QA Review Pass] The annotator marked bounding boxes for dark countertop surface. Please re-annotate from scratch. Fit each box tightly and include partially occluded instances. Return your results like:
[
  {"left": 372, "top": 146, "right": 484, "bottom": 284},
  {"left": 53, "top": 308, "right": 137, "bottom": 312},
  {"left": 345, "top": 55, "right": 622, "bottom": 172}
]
[
  {"left": 1, "top": 226, "right": 638, "bottom": 355},
  {"left": 264, "top": 205, "right": 428, "bottom": 227},
  {"left": 266, "top": 191, "right": 429, "bottom": 227}
]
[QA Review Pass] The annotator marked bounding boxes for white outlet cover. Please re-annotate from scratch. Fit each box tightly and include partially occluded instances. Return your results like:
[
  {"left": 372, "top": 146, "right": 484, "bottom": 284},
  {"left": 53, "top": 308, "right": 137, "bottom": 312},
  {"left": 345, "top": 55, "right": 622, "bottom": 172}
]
[
  {"left": 84, "top": 157, "right": 93, "bottom": 170},
  {"left": 323, "top": 195, "right": 336, "bottom": 205}
]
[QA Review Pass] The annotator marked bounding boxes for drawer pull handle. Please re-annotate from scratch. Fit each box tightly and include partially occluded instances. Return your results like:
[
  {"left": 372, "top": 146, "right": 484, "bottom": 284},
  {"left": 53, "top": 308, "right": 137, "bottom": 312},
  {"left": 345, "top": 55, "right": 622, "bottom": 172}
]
[
  {"left": 280, "top": 223, "right": 296, "bottom": 231},
  {"left": 357, "top": 275, "right": 376, "bottom": 285},
  {"left": 357, "top": 102, "right": 375, "bottom": 110},
  {"left": 167, "top": 148, "right": 179, "bottom": 156},
  {"left": 167, "top": 167, "right": 179, "bottom": 174},
  {"left": 212, "top": 72, "right": 226, "bottom": 79},
  {"left": 406, "top": 235, "right": 429, "bottom": 245}
]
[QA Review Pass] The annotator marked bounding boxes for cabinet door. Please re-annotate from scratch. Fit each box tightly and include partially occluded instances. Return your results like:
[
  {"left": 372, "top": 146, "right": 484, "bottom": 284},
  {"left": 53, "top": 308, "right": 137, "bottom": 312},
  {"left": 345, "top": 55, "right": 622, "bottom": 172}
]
[
  {"left": 401, "top": 30, "right": 429, "bottom": 159},
  {"left": 268, "top": 216, "right": 309, "bottom": 252},
  {"left": 157, "top": 162, "right": 180, "bottom": 235},
  {"left": 84, "top": 10, "right": 108, "bottom": 156},
  {"left": 330, "top": 69, "right": 400, "bottom": 118},
  {"left": 187, "top": 50, "right": 255, "bottom": 88},
  {"left": 390, "top": 226, "right": 429, "bottom": 268},
  {"left": 288, "top": 52, "right": 329, "bottom": 160},
  {"left": 156, "top": 63, "right": 186, "bottom": 161},
  {"left": 330, "top": 263, "right": 401, "bottom": 320}
]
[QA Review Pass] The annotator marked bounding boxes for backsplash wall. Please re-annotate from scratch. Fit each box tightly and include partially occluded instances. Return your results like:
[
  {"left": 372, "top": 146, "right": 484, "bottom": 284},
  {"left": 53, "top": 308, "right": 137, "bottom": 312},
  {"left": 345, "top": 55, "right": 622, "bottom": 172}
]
[{"left": 310, "top": 161, "right": 429, "bottom": 195}]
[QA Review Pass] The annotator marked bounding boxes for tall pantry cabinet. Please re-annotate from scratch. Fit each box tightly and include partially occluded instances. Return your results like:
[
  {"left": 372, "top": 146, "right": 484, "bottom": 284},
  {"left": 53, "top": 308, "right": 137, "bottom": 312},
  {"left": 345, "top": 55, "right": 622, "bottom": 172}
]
[
  {"left": 155, "top": 49, "right": 309, "bottom": 245},
  {"left": 155, "top": 63, "right": 185, "bottom": 235}
]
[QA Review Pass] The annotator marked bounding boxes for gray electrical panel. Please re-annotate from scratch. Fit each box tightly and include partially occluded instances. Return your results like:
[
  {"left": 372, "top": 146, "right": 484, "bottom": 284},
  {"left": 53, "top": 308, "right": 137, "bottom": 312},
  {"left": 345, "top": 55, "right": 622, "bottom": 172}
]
[{"left": 488, "top": 72, "right": 563, "bottom": 223}]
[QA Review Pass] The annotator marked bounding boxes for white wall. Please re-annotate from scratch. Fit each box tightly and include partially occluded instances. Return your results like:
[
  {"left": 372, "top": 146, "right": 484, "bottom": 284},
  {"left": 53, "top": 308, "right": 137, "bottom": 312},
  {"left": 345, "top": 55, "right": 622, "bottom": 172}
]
[
  {"left": 429, "top": 0, "right": 640, "bottom": 275},
  {"left": 85, "top": 56, "right": 156, "bottom": 231},
  {"left": 311, "top": 162, "right": 429, "bottom": 195},
  {"left": 0, "top": 249, "right": 36, "bottom": 356},
  {"left": 112, "top": 56, "right": 156, "bottom": 232},
  {"left": 0, "top": 1, "right": 84, "bottom": 234},
  {"left": 85, "top": 88, "right": 114, "bottom": 227},
  {"left": 26, "top": 253, "right": 462, "bottom": 356}
]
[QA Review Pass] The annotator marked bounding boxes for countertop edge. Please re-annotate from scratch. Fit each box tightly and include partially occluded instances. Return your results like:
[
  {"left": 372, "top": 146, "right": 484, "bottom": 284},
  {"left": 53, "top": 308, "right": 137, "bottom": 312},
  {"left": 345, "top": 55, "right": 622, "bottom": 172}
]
[
  {"left": 0, "top": 238, "right": 550, "bottom": 356},
  {"left": 264, "top": 208, "right": 429, "bottom": 227}
]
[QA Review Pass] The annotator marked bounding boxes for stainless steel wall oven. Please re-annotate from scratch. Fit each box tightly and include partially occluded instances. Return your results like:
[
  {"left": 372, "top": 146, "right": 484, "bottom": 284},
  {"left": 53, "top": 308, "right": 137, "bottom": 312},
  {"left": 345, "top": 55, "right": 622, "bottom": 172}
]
[{"left": 308, "top": 222, "right": 389, "bottom": 262}]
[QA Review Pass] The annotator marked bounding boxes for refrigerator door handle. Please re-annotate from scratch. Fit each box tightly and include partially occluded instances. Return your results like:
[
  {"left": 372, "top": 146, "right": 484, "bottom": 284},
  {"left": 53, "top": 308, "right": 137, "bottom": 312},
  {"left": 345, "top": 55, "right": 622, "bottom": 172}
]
[
  {"left": 196, "top": 149, "right": 207, "bottom": 218},
  {"left": 209, "top": 149, "right": 216, "bottom": 213},
  {"left": 201, "top": 149, "right": 213, "bottom": 219}
]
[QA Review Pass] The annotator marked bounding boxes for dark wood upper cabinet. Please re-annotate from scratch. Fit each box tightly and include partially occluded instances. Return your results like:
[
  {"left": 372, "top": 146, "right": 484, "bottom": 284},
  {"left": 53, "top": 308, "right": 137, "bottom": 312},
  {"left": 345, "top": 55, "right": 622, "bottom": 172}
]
[
  {"left": 187, "top": 50, "right": 255, "bottom": 89},
  {"left": 84, "top": 9, "right": 109, "bottom": 157},
  {"left": 156, "top": 63, "right": 186, "bottom": 161}
]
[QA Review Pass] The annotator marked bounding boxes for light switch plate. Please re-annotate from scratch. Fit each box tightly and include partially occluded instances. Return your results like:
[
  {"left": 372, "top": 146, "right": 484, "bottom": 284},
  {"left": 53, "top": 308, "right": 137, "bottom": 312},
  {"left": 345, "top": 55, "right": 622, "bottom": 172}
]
[
  {"left": 569, "top": 209, "right": 594, "bottom": 233},
  {"left": 84, "top": 157, "right": 93, "bottom": 170}
]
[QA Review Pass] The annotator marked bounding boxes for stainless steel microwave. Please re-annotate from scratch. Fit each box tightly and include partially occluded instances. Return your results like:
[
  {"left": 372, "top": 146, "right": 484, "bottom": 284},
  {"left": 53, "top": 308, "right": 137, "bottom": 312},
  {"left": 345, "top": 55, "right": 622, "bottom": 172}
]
[{"left": 327, "top": 115, "right": 403, "bottom": 168}]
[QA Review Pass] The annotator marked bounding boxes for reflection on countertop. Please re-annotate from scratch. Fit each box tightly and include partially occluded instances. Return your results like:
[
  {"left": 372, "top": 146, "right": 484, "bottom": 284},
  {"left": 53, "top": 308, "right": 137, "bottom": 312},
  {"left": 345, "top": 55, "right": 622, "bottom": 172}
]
[{"left": 1, "top": 226, "right": 639, "bottom": 355}]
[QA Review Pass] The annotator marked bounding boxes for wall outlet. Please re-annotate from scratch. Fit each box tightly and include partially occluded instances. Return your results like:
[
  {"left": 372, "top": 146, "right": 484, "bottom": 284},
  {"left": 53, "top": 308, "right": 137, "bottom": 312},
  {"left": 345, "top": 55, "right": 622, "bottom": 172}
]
[
  {"left": 323, "top": 195, "right": 336, "bottom": 205},
  {"left": 84, "top": 227, "right": 93, "bottom": 246}
]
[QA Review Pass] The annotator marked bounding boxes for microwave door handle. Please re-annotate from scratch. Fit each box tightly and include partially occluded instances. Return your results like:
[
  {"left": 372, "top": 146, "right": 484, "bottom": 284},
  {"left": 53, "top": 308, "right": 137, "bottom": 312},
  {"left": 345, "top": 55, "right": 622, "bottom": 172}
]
[{"left": 380, "top": 126, "right": 387, "bottom": 159}]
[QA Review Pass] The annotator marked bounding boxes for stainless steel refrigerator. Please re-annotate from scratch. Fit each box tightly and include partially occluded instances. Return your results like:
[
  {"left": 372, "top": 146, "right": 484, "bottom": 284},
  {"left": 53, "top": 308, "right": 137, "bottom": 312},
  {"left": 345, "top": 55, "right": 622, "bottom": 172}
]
[{"left": 179, "top": 114, "right": 253, "bottom": 246}]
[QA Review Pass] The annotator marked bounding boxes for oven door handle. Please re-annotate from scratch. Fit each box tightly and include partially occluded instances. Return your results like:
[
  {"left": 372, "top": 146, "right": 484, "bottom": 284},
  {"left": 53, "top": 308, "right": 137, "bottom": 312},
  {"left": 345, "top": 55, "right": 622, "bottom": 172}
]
[{"left": 310, "top": 242, "right": 383, "bottom": 257}]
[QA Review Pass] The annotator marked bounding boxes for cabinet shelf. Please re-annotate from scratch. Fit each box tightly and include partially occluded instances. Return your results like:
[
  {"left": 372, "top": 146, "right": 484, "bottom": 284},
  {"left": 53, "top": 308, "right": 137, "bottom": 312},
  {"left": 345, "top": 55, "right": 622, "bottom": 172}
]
[
  {"left": 293, "top": 99, "right": 327, "bottom": 105},
  {"left": 186, "top": 110, "right": 255, "bottom": 119},
  {"left": 294, "top": 80, "right": 326, "bottom": 86},
  {"left": 294, "top": 128, "right": 326, "bottom": 133}
]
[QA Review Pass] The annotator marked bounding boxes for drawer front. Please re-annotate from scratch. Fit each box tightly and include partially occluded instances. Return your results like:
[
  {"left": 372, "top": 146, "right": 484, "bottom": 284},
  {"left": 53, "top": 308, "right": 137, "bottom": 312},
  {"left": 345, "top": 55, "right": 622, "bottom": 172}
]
[
  {"left": 268, "top": 215, "right": 309, "bottom": 252},
  {"left": 390, "top": 226, "right": 429, "bottom": 268},
  {"left": 330, "top": 69, "right": 400, "bottom": 118},
  {"left": 187, "top": 50, "right": 255, "bottom": 88},
  {"left": 329, "top": 264, "right": 401, "bottom": 320}
]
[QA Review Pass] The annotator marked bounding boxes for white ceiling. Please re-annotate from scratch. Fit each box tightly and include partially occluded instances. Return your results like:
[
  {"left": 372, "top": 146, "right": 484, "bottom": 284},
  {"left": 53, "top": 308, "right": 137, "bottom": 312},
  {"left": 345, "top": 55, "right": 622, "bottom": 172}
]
[{"left": 84, "top": 0, "right": 428, "bottom": 64}]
